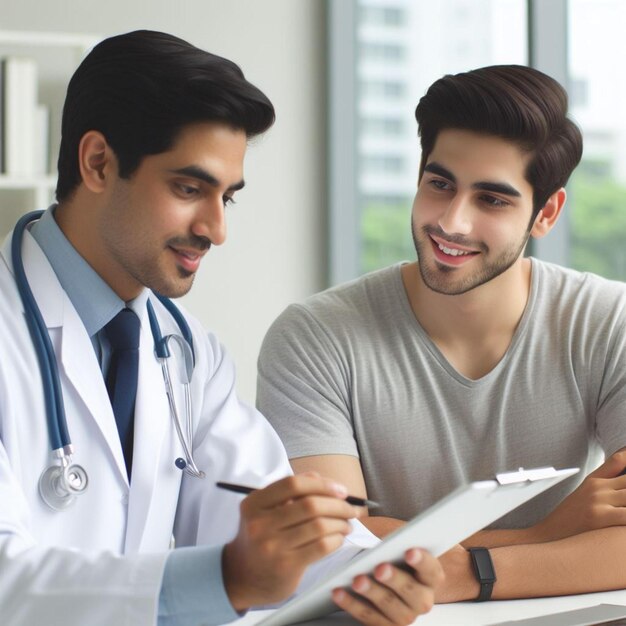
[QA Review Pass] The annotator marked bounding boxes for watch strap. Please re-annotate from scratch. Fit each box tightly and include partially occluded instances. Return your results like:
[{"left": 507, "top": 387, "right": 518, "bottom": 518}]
[{"left": 468, "top": 547, "right": 496, "bottom": 602}]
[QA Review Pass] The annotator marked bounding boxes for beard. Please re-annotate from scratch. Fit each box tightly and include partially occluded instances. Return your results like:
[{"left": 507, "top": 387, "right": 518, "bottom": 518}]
[{"left": 412, "top": 216, "right": 532, "bottom": 296}]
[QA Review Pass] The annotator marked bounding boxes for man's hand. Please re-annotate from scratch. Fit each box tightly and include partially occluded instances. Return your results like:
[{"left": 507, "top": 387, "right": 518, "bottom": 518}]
[
  {"left": 532, "top": 449, "right": 626, "bottom": 542},
  {"left": 332, "top": 548, "right": 445, "bottom": 625},
  {"left": 222, "top": 473, "right": 360, "bottom": 611}
]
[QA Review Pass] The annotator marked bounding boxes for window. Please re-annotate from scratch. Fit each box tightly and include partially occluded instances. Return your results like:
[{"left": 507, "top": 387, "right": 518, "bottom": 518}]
[
  {"left": 328, "top": 0, "right": 528, "bottom": 281},
  {"left": 359, "top": 42, "right": 405, "bottom": 62},
  {"left": 360, "top": 116, "right": 406, "bottom": 136},
  {"left": 330, "top": 0, "right": 626, "bottom": 284},
  {"left": 567, "top": 0, "right": 626, "bottom": 280},
  {"left": 359, "top": 5, "right": 406, "bottom": 27},
  {"left": 360, "top": 80, "right": 406, "bottom": 99}
]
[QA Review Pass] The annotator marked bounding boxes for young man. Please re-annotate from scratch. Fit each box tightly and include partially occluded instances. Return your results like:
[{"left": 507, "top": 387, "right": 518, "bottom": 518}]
[
  {"left": 257, "top": 65, "right": 626, "bottom": 601},
  {"left": 0, "top": 31, "right": 443, "bottom": 626}
]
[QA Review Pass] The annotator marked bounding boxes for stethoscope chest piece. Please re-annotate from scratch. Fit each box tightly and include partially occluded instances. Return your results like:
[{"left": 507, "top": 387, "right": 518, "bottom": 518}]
[{"left": 39, "top": 462, "right": 89, "bottom": 512}]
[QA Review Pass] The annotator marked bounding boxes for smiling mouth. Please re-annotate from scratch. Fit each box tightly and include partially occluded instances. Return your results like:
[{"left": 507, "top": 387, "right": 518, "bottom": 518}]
[
  {"left": 437, "top": 242, "right": 474, "bottom": 257},
  {"left": 169, "top": 246, "right": 206, "bottom": 273},
  {"left": 429, "top": 236, "right": 479, "bottom": 264}
]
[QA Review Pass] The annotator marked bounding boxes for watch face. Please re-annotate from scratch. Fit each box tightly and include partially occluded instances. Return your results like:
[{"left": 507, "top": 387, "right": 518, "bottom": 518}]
[{"left": 470, "top": 548, "right": 496, "bottom": 583}]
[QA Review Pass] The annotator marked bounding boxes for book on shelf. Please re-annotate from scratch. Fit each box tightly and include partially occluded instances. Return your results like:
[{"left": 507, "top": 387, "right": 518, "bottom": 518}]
[
  {"left": 34, "top": 104, "right": 50, "bottom": 176},
  {"left": 2, "top": 55, "right": 49, "bottom": 178},
  {"left": 0, "top": 59, "right": 4, "bottom": 173}
]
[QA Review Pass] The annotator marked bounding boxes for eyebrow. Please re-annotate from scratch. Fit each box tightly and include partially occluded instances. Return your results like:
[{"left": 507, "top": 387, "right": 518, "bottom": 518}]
[
  {"left": 424, "top": 161, "right": 522, "bottom": 198},
  {"left": 168, "top": 165, "right": 245, "bottom": 192}
]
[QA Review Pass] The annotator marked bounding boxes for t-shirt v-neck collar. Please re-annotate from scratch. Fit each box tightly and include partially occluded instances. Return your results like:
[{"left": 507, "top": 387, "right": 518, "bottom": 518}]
[{"left": 391, "top": 259, "right": 539, "bottom": 386}]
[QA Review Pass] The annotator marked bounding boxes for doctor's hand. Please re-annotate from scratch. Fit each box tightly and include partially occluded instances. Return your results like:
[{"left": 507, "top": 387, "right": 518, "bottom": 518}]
[
  {"left": 530, "top": 448, "right": 626, "bottom": 542},
  {"left": 332, "top": 548, "right": 444, "bottom": 625},
  {"left": 222, "top": 473, "right": 361, "bottom": 612}
]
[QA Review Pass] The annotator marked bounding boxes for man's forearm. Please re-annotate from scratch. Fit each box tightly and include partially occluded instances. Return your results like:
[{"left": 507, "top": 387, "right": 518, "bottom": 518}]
[
  {"left": 493, "top": 526, "right": 626, "bottom": 598},
  {"left": 360, "top": 516, "right": 406, "bottom": 538},
  {"left": 463, "top": 526, "right": 544, "bottom": 548},
  {"left": 439, "top": 526, "right": 626, "bottom": 602},
  {"left": 364, "top": 517, "right": 546, "bottom": 547}
]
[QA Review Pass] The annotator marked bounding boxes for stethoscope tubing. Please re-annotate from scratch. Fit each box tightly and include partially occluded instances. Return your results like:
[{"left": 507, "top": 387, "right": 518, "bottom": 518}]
[
  {"left": 154, "top": 294, "right": 195, "bottom": 364},
  {"left": 12, "top": 210, "right": 70, "bottom": 452},
  {"left": 11, "top": 210, "right": 205, "bottom": 511}
]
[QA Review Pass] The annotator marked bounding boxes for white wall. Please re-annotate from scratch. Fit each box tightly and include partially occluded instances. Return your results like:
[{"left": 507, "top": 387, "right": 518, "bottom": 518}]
[{"left": 0, "top": 0, "right": 328, "bottom": 403}]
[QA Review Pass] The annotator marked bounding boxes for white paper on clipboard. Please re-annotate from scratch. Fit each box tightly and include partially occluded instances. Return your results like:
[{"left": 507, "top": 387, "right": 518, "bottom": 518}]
[{"left": 257, "top": 466, "right": 579, "bottom": 626}]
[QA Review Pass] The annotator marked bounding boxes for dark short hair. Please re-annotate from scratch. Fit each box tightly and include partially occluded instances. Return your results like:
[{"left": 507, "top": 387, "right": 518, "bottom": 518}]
[
  {"left": 56, "top": 30, "right": 275, "bottom": 201},
  {"left": 414, "top": 65, "right": 583, "bottom": 213}
]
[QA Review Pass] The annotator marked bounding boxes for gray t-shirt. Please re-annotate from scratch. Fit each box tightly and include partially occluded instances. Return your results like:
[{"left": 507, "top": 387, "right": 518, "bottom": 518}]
[{"left": 257, "top": 259, "right": 626, "bottom": 528}]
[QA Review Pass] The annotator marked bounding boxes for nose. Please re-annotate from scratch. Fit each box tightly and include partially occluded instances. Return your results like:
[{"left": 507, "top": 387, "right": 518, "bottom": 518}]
[
  {"left": 191, "top": 196, "right": 227, "bottom": 246},
  {"left": 438, "top": 194, "right": 472, "bottom": 236}
]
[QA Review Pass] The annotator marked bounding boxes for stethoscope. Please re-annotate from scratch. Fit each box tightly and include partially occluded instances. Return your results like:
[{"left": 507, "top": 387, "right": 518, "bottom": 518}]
[{"left": 11, "top": 210, "right": 206, "bottom": 512}]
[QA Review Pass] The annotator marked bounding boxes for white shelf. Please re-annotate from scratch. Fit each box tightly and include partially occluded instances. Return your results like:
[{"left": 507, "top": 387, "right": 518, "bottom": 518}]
[
  {"left": 0, "top": 175, "right": 56, "bottom": 189},
  {"left": 0, "top": 30, "right": 100, "bottom": 212},
  {"left": 0, "top": 30, "right": 99, "bottom": 52}
]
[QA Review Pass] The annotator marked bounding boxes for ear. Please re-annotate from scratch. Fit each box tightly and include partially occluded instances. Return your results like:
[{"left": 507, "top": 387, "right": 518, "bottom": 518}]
[
  {"left": 530, "top": 187, "right": 567, "bottom": 239},
  {"left": 77, "top": 131, "right": 116, "bottom": 193}
]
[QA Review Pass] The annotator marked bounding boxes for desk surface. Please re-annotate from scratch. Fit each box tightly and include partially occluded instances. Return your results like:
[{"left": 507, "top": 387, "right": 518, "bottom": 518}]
[{"left": 233, "top": 589, "right": 626, "bottom": 625}]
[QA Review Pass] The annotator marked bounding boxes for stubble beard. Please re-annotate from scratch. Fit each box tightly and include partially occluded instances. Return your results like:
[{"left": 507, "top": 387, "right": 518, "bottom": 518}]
[
  {"left": 100, "top": 216, "right": 200, "bottom": 299},
  {"left": 411, "top": 217, "right": 532, "bottom": 296},
  {"left": 137, "top": 262, "right": 197, "bottom": 298}
]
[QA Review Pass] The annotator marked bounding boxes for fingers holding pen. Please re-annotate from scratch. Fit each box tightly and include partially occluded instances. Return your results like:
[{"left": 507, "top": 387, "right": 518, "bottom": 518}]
[
  {"left": 242, "top": 472, "right": 350, "bottom": 507},
  {"left": 223, "top": 473, "right": 363, "bottom": 611},
  {"left": 239, "top": 484, "right": 359, "bottom": 553},
  {"left": 276, "top": 515, "right": 354, "bottom": 550},
  {"left": 240, "top": 474, "right": 362, "bottom": 526}
]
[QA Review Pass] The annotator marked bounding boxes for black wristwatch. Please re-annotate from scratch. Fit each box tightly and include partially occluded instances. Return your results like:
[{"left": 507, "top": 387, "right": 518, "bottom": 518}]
[{"left": 468, "top": 547, "right": 496, "bottom": 601}]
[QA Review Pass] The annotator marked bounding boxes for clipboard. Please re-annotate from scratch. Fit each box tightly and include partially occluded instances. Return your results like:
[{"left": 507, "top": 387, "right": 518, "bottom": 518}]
[{"left": 257, "top": 466, "right": 579, "bottom": 626}]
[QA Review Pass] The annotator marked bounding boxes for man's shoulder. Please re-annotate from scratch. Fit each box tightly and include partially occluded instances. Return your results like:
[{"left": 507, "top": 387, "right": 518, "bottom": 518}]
[
  {"left": 533, "top": 258, "right": 626, "bottom": 292},
  {"left": 262, "top": 264, "right": 407, "bottom": 355},
  {"left": 278, "top": 263, "right": 405, "bottom": 328},
  {"left": 532, "top": 257, "right": 626, "bottom": 314},
  {"left": 303, "top": 263, "right": 403, "bottom": 312}
]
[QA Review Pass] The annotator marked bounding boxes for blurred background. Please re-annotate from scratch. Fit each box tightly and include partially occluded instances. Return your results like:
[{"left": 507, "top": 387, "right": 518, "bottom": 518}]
[{"left": 1, "top": 0, "right": 624, "bottom": 403}]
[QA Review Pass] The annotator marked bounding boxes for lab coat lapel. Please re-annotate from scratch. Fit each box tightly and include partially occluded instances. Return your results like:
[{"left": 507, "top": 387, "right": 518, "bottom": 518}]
[
  {"left": 59, "top": 303, "right": 129, "bottom": 484},
  {"left": 124, "top": 301, "right": 171, "bottom": 553},
  {"left": 10, "top": 229, "right": 130, "bottom": 485}
]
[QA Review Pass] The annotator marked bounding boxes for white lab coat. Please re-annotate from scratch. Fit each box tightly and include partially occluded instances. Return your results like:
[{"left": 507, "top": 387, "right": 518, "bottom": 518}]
[{"left": 0, "top": 229, "right": 376, "bottom": 626}]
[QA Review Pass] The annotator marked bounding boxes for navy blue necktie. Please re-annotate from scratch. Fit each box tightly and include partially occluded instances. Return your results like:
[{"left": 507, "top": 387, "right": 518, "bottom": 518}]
[{"left": 104, "top": 308, "right": 140, "bottom": 478}]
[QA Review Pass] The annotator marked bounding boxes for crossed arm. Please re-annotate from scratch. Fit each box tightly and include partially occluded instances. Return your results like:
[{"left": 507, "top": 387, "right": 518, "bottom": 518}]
[{"left": 291, "top": 448, "right": 626, "bottom": 602}]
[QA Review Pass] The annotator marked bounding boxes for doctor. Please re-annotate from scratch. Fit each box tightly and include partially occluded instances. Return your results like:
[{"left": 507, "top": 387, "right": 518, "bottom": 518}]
[{"left": 0, "top": 30, "right": 443, "bottom": 626}]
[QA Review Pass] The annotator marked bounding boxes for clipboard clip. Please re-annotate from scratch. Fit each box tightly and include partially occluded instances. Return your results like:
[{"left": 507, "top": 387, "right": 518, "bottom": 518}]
[{"left": 496, "top": 466, "right": 560, "bottom": 485}]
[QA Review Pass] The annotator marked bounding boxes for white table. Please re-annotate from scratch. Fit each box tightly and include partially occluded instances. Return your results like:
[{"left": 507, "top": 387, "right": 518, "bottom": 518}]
[{"left": 232, "top": 589, "right": 626, "bottom": 625}]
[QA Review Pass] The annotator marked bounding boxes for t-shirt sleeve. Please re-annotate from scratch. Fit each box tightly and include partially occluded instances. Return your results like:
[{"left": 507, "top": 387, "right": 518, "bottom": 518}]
[
  {"left": 594, "top": 311, "right": 626, "bottom": 456},
  {"left": 257, "top": 303, "right": 360, "bottom": 459}
]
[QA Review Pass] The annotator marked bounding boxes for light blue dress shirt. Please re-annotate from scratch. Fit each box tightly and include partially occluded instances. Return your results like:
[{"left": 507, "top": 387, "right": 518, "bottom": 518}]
[{"left": 30, "top": 207, "right": 240, "bottom": 626}]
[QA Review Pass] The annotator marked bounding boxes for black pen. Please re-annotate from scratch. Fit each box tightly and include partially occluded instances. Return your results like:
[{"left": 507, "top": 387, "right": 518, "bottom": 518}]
[{"left": 216, "top": 481, "right": 379, "bottom": 508}]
